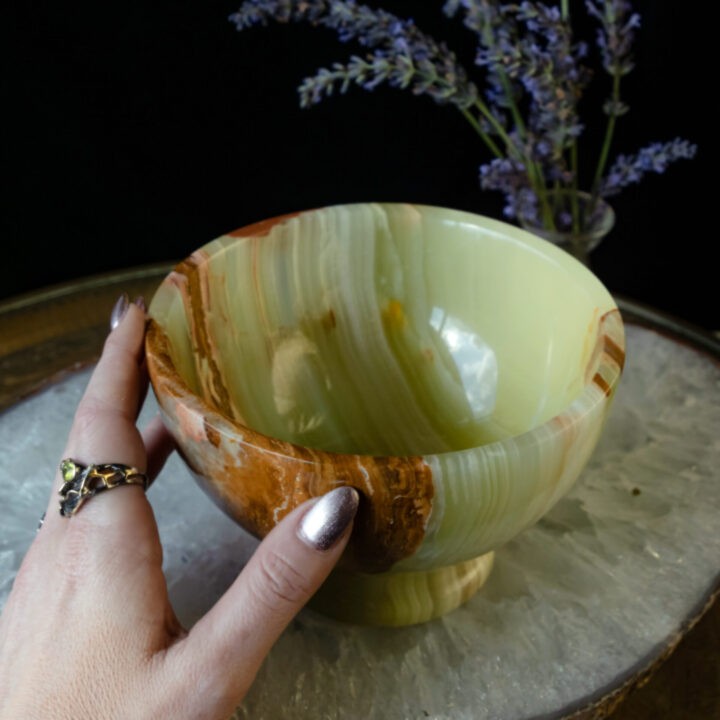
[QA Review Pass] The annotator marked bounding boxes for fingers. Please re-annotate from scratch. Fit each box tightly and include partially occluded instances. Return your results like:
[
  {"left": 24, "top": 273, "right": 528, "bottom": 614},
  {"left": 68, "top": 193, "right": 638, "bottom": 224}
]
[
  {"left": 42, "top": 296, "right": 151, "bottom": 533},
  {"left": 165, "top": 487, "right": 359, "bottom": 717},
  {"left": 66, "top": 298, "right": 147, "bottom": 465}
]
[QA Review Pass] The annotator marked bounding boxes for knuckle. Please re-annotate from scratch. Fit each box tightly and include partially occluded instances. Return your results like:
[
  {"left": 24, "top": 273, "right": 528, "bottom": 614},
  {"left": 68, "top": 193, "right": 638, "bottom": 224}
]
[
  {"left": 252, "top": 550, "right": 313, "bottom": 614},
  {"left": 71, "top": 400, "right": 104, "bottom": 434},
  {"left": 104, "top": 329, "right": 135, "bottom": 356},
  {"left": 72, "top": 396, "right": 126, "bottom": 435}
]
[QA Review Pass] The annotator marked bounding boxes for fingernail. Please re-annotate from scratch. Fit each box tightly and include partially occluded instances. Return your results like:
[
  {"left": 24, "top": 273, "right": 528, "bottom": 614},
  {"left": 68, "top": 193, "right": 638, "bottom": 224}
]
[
  {"left": 298, "top": 486, "right": 359, "bottom": 551},
  {"left": 110, "top": 293, "right": 130, "bottom": 330},
  {"left": 133, "top": 296, "right": 146, "bottom": 313}
]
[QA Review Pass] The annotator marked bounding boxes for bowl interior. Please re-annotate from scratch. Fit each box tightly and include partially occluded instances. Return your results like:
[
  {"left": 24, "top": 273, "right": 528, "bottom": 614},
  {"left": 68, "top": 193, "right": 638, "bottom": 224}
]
[{"left": 150, "top": 203, "right": 616, "bottom": 456}]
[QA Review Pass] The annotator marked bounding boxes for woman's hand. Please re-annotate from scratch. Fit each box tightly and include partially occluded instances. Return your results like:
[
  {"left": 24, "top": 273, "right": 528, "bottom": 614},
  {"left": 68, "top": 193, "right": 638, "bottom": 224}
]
[{"left": 0, "top": 295, "right": 358, "bottom": 720}]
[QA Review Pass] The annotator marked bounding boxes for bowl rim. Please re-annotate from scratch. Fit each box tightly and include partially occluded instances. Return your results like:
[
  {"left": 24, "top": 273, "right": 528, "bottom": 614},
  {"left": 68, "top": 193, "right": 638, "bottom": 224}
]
[{"left": 146, "top": 201, "right": 626, "bottom": 464}]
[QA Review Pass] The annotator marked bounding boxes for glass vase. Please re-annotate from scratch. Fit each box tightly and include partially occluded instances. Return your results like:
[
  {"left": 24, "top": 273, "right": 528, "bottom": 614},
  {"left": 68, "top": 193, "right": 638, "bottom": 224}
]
[{"left": 518, "top": 190, "right": 615, "bottom": 267}]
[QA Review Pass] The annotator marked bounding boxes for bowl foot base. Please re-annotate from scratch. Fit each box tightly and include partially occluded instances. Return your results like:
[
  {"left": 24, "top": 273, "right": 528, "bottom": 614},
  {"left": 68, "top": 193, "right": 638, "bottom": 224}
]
[{"left": 308, "top": 551, "right": 495, "bottom": 626}]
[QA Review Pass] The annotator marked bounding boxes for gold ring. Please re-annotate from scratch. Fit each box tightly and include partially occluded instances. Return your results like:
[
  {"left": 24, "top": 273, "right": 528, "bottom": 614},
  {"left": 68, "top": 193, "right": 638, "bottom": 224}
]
[{"left": 58, "top": 459, "right": 148, "bottom": 517}]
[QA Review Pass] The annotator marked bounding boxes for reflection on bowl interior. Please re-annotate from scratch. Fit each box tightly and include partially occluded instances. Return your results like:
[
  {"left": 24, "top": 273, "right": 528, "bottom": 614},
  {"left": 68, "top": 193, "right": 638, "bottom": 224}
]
[{"left": 160, "top": 203, "right": 603, "bottom": 457}]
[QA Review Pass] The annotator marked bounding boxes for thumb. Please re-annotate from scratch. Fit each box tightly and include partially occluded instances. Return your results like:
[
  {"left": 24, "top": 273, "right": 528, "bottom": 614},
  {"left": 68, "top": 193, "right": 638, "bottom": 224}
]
[{"left": 165, "top": 486, "right": 359, "bottom": 715}]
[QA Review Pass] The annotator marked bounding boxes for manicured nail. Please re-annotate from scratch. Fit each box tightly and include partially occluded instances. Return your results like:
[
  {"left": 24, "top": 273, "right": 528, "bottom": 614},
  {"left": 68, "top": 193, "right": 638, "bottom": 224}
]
[
  {"left": 110, "top": 293, "right": 130, "bottom": 331},
  {"left": 133, "top": 296, "right": 146, "bottom": 313},
  {"left": 298, "top": 486, "right": 359, "bottom": 551}
]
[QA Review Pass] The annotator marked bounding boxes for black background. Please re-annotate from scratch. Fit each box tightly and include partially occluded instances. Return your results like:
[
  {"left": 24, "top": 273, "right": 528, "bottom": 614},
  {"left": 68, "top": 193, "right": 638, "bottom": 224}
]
[{"left": 3, "top": 1, "right": 715, "bottom": 331}]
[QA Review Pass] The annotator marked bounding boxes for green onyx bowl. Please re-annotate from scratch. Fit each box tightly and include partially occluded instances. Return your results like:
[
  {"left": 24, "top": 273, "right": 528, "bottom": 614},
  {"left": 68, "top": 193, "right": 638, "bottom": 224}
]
[{"left": 146, "top": 202, "right": 625, "bottom": 626}]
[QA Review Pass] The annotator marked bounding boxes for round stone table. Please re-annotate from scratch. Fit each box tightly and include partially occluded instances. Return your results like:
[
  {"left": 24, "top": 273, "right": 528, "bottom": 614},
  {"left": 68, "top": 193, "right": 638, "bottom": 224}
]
[{"left": 1, "top": 266, "right": 718, "bottom": 719}]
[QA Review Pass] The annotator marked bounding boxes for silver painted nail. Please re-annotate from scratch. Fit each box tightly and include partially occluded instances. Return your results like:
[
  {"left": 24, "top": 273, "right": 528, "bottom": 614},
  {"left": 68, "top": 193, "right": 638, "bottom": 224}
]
[
  {"left": 299, "top": 486, "right": 359, "bottom": 551},
  {"left": 110, "top": 293, "right": 130, "bottom": 330}
]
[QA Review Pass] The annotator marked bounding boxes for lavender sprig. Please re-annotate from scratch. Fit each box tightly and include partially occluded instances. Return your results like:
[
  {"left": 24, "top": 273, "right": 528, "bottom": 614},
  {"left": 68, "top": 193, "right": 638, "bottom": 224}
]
[
  {"left": 586, "top": 0, "right": 641, "bottom": 200},
  {"left": 230, "top": 1, "right": 479, "bottom": 109},
  {"left": 229, "top": 0, "right": 697, "bottom": 236},
  {"left": 585, "top": 0, "right": 640, "bottom": 77},
  {"left": 601, "top": 139, "right": 698, "bottom": 197},
  {"left": 297, "top": 50, "right": 476, "bottom": 109}
]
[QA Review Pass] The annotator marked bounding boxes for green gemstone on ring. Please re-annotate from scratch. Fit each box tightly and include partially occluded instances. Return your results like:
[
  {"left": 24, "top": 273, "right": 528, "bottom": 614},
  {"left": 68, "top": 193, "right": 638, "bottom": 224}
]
[{"left": 61, "top": 459, "right": 78, "bottom": 482}]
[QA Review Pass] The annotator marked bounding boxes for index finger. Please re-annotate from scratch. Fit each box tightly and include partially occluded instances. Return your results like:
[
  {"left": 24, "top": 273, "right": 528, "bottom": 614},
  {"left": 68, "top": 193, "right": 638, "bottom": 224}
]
[
  {"left": 41, "top": 297, "right": 152, "bottom": 532},
  {"left": 64, "top": 297, "right": 148, "bottom": 470}
]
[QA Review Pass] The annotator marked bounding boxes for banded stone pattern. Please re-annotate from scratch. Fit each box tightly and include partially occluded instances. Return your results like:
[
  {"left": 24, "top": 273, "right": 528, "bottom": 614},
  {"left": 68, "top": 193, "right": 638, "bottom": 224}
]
[{"left": 147, "top": 203, "right": 624, "bottom": 597}]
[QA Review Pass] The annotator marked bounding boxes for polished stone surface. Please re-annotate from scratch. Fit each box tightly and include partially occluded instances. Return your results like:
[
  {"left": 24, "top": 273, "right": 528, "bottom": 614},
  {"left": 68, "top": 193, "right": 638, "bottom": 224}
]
[{"left": 146, "top": 204, "right": 624, "bottom": 624}]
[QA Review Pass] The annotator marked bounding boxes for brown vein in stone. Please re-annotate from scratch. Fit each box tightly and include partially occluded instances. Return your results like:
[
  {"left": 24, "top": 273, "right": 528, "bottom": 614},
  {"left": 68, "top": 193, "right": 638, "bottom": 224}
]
[
  {"left": 603, "top": 333, "right": 626, "bottom": 370},
  {"left": 592, "top": 372, "right": 612, "bottom": 397},
  {"left": 593, "top": 309, "right": 626, "bottom": 397},
  {"left": 217, "top": 438, "right": 435, "bottom": 573},
  {"left": 173, "top": 252, "right": 235, "bottom": 419},
  {"left": 227, "top": 211, "right": 301, "bottom": 238},
  {"left": 146, "top": 320, "right": 435, "bottom": 573}
]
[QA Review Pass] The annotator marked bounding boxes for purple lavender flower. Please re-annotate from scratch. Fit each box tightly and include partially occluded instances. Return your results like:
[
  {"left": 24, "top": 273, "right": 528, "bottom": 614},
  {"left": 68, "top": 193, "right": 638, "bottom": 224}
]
[
  {"left": 601, "top": 139, "right": 698, "bottom": 197},
  {"left": 479, "top": 157, "right": 536, "bottom": 219},
  {"left": 512, "top": 3, "right": 591, "bottom": 155},
  {"left": 444, "top": 0, "right": 518, "bottom": 119},
  {"left": 585, "top": 0, "right": 641, "bottom": 76},
  {"left": 230, "top": 0, "right": 479, "bottom": 108},
  {"left": 230, "top": 0, "right": 697, "bottom": 236}
]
